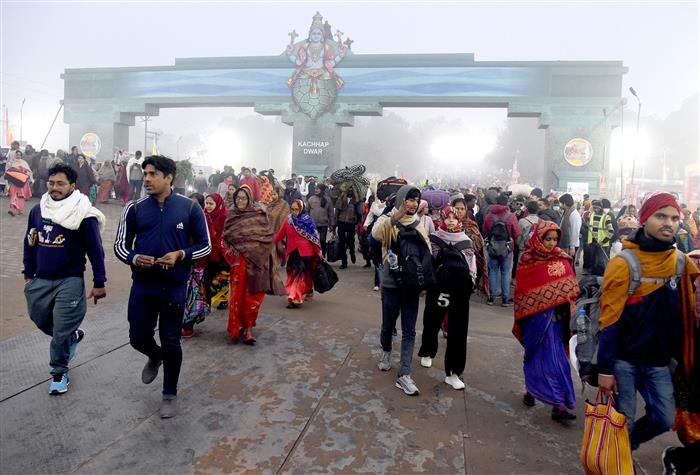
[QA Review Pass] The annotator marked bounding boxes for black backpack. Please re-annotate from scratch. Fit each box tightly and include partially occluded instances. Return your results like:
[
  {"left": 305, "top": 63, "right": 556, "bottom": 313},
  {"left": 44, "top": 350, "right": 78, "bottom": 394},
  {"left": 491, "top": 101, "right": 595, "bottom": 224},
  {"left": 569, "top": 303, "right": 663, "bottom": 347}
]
[
  {"left": 486, "top": 212, "right": 512, "bottom": 258},
  {"left": 393, "top": 222, "right": 435, "bottom": 289},
  {"left": 429, "top": 235, "right": 472, "bottom": 286}
]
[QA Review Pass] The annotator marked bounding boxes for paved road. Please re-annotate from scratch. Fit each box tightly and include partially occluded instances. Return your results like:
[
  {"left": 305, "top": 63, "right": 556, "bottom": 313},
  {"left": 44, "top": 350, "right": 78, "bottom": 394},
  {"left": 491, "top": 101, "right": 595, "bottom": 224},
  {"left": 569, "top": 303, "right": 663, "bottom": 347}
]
[{"left": 0, "top": 196, "right": 674, "bottom": 474}]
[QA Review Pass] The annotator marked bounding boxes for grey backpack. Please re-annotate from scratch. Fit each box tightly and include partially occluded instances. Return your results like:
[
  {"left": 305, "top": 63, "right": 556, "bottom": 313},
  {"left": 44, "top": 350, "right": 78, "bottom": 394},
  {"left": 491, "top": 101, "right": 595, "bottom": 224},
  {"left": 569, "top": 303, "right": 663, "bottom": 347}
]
[{"left": 571, "top": 249, "right": 686, "bottom": 387}]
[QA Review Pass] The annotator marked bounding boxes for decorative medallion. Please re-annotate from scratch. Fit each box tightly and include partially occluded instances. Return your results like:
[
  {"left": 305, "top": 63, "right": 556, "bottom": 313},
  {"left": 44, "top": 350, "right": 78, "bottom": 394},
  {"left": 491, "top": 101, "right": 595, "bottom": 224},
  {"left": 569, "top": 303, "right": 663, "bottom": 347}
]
[
  {"left": 564, "top": 138, "right": 593, "bottom": 167},
  {"left": 79, "top": 133, "right": 101, "bottom": 158}
]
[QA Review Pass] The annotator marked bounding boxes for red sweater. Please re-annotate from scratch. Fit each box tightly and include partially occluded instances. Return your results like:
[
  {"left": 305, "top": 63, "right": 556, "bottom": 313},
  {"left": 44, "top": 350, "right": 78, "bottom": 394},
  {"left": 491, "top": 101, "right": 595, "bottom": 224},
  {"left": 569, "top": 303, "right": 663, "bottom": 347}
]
[
  {"left": 483, "top": 204, "right": 521, "bottom": 240},
  {"left": 275, "top": 219, "right": 320, "bottom": 257}
]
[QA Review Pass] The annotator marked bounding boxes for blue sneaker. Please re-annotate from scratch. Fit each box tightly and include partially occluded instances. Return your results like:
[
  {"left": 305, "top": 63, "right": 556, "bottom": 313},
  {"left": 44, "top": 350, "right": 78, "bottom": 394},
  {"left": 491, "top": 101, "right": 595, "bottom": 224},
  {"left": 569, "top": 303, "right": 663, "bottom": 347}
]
[
  {"left": 49, "top": 374, "right": 70, "bottom": 395},
  {"left": 68, "top": 328, "right": 85, "bottom": 362}
]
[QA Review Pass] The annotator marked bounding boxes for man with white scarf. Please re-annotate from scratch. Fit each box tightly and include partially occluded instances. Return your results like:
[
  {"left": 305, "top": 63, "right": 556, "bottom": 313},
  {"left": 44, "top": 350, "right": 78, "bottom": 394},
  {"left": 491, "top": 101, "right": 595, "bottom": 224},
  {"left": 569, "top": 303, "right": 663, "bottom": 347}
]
[{"left": 23, "top": 163, "right": 107, "bottom": 395}]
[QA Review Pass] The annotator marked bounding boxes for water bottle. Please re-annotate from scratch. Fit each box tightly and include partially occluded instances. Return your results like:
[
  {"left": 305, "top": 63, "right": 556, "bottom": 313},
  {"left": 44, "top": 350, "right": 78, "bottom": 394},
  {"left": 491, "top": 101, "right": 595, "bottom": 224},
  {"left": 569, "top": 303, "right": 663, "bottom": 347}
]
[
  {"left": 387, "top": 249, "right": 399, "bottom": 273},
  {"left": 576, "top": 309, "right": 588, "bottom": 344}
]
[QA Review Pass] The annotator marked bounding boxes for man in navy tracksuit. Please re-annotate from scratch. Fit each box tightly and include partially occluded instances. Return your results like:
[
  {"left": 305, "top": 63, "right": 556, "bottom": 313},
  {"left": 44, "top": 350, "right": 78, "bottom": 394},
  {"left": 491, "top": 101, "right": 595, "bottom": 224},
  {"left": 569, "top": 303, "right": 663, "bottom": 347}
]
[{"left": 114, "top": 156, "right": 210, "bottom": 418}]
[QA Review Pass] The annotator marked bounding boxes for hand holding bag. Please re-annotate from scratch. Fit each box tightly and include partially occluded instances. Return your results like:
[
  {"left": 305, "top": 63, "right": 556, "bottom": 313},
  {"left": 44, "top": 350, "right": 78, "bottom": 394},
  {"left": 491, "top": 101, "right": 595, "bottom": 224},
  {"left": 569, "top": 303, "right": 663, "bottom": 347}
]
[{"left": 581, "top": 392, "right": 633, "bottom": 475}]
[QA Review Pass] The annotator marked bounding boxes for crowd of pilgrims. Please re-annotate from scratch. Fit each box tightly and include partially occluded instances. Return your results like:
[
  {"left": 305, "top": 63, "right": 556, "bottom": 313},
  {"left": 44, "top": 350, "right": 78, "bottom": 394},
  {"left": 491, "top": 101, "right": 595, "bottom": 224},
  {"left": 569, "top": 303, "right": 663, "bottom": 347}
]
[{"left": 6, "top": 143, "right": 700, "bottom": 469}]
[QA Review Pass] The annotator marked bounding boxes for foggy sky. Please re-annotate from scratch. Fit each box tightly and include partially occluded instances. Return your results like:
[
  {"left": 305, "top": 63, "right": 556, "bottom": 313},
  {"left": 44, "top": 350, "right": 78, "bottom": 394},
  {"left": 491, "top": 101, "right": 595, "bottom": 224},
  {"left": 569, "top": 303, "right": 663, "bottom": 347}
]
[{"left": 1, "top": 1, "right": 698, "bottom": 176}]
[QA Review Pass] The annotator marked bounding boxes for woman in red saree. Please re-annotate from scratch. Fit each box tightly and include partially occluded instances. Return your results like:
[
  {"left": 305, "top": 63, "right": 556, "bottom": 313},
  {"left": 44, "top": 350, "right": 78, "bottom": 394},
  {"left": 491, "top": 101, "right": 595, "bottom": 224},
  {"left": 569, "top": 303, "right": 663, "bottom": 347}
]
[
  {"left": 275, "top": 199, "right": 321, "bottom": 308},
  {"left": 221, "top": 186, "right": 276, "bottom": 344},
  {"left": 513, "top": 221, "right": 579, "bottom": 422}
]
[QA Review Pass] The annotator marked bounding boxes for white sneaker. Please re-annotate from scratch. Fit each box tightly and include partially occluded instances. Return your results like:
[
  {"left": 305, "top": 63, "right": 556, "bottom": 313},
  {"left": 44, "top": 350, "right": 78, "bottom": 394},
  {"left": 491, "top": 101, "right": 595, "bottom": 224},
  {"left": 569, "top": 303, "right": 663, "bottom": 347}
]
[
  {"left": 378, "top": 351, "right": 391, "bottom": 371},
  {"left": 373, "top": 286, "right": 379, "bottom": 291},
  {"left": 445, "top": 373, "right": 465, "bottom": 390},
  {"left": 420, "top": 356, "right": 432, "bottom": 368},
  {"left": 396, "top": 374, "right": 420, "bottom": 396}
]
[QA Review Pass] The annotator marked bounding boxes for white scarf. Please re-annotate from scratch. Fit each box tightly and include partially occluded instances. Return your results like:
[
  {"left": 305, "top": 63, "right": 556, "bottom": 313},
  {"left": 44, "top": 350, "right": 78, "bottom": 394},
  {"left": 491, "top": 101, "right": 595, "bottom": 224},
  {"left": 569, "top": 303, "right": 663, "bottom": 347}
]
[{"left": 40, "top": 191, "right": 106, "bottom": 232}]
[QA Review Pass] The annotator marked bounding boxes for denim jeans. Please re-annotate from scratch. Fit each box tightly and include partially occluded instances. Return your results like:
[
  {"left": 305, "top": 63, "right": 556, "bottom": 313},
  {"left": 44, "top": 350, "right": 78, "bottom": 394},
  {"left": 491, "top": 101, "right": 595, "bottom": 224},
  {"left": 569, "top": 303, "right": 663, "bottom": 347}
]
[
  {"left": 613, "top": 359, "right": 675, "bottom": 450},
  {"left": 24, "top": 277, "right": 87, "bottom": 376},
  {"left": 488, "top": 252, "right": 513, "bottom": 300},
  {"left": 380, "top": 287, "right": 419, "bottom": 377}
]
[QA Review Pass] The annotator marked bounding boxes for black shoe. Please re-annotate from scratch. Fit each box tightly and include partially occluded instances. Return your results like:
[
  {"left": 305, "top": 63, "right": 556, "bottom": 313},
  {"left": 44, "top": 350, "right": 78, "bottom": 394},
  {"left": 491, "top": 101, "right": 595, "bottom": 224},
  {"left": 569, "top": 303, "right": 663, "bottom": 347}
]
[
  {"left": 216, "top": 301, "right": 228, "bottom": 310},
  {"left": 662, "top": 447, "right": 680, "bottom": 474},
  {"left": 141, "top": 357, "right": 162, "bottom": 384},
  {"left": 551, "top": 408, "right": 576, "bottom": 422},
  {"left": 350, "top": 254, "right": 356, "bottom": 264},
  {"left": 362, "top": 263, "right": 371, "bottom": 268},
  {"left": 339, "top": 263, "right": 348, "bottom": 269},
  {"left": 501, "top": 298, "right": 514, "bottom": 307},
  {"left": 487, "top": 297, "right": 495, "bottom": 306},
  {"left": 523, "top": 392, "right": 535, "bottom": 407}
]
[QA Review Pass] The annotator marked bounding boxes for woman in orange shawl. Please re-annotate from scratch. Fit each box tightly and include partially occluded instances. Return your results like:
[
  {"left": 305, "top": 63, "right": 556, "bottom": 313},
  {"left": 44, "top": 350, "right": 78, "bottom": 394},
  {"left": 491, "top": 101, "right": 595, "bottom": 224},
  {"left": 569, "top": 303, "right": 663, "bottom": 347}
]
[{"left": 513, "top": 221, "right": 579, "bottom": 422}]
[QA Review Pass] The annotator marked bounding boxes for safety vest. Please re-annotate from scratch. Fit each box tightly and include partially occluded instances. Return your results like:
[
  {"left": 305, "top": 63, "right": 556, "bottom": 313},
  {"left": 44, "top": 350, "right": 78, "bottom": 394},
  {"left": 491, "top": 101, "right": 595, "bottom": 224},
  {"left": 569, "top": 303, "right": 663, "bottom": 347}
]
[{"left": 587, "top": 212, "right": 611, "bottom": 246}]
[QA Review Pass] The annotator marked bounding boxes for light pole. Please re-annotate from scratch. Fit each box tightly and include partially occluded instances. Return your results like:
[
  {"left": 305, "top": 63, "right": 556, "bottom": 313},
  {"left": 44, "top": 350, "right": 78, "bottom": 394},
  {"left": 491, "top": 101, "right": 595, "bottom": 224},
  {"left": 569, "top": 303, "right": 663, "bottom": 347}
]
[
  {"left": 176, "top": 136, "right": 183, "bottom": 160},
  {"left": 619, "top": 98, "right": 625, "bottom": 200},
  {"left": 19, "top": 98, "right": 25, "bottom": 143},
  {"left": 629, "top": 87, "right": 641, "bottom": 185}
]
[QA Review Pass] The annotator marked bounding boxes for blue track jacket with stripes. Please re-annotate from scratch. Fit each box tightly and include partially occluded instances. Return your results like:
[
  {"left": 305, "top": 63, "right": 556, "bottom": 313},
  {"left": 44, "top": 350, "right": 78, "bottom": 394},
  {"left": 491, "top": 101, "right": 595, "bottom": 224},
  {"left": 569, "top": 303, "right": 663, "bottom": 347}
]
[{"left": 114, "top": 193, "right": 211, "bottom": 285}]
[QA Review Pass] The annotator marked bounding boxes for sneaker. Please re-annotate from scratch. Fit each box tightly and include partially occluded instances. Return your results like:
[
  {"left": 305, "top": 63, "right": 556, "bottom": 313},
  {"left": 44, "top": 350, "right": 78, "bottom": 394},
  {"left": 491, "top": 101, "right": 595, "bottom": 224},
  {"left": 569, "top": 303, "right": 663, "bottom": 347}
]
[
  {"left": 661, "top": 447, "right": 679, "bottom": 474},
  {"left": 160, "top": 395, "right": 178, "bottom": 419},
  {"left": 181, "top": 328, "right": 194, "bottom": 338},
  {"left": 420, "top": 357, "right": 432, "bottom": 368},
  {"left": 141, "top": 357, "right": 162, "bottom": 384},
  {"left": 501, "top": 298, "right": 514, "bottom": 307},
  {"left": 378, "top": 351, "right": 391, "bottom": 371},
  {"left": 444, "top": 373, "right": 465, "bottom": 390},
  {"left": 395, "top": 374, "right": 420, "bottom": 396},
  {"left": 487, "top": 297, "right": 495, "bottom": 306},
  {"left": 373, "top": 286, "right": 379, "bottom": 292},
  {"left": 49, "top": 373, "right": 69, "bottom": 395},
  {"left": 68, "top": 328, "right": 85, "bottom": 362}
]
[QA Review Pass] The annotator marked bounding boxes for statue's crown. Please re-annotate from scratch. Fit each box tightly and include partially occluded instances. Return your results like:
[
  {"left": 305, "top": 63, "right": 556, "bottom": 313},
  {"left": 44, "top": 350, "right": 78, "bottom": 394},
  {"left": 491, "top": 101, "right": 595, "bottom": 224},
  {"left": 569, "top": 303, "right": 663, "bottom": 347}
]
[{"left": 310, "top": 11, "right": 324, "bottom": 30}]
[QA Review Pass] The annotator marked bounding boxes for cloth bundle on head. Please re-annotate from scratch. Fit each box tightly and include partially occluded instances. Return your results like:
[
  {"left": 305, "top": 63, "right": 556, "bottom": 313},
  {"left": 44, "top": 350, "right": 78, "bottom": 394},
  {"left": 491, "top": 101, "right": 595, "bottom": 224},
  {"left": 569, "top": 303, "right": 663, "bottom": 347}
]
[
  {"left": 329, "top": 165, "right": 369, "bottom": 200},
  {"left": 639, "top": 191, "right": 680, "bottom": 224}
]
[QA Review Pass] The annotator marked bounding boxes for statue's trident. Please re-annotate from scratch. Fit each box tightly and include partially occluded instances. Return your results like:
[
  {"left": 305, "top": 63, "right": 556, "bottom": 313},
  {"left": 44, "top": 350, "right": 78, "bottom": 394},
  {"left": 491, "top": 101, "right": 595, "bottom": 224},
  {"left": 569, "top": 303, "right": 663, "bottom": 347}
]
[{"left": 288, "top": 29, "right": 299, "bottom": 46}]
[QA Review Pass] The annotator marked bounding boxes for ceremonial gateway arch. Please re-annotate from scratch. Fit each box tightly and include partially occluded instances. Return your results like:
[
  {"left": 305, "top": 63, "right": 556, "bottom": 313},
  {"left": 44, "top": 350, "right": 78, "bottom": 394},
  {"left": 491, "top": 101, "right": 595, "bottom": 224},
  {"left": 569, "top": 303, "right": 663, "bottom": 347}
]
[{"left": 62, "top": 13, "right": 626, "bottom": 194}]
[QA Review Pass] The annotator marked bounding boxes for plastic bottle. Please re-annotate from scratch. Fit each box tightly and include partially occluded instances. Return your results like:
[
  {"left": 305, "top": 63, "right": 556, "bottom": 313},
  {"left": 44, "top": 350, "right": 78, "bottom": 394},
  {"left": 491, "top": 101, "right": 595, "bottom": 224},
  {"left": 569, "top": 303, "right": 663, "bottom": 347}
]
[
  {"left": 576, "top": 309, "right": 588, "bottom": 344},
  {"left": 387, "top": 249, "right": 399, "bottom": 273}
]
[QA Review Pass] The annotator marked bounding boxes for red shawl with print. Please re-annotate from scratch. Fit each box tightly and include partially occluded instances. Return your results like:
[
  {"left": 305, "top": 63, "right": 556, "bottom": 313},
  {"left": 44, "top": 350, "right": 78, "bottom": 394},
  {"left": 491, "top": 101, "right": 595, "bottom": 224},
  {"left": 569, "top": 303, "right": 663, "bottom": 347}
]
[{"left": 513, "top": 221, "right": 579, "bottom": 340}]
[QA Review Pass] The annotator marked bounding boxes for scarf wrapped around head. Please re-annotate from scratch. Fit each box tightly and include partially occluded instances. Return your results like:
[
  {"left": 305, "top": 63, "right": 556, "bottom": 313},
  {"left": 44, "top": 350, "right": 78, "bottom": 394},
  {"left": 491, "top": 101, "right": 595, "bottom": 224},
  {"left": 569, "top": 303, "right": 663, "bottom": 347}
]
[
  {"left": 513, "top": 221, "right": 579, "bottom": 340},
  {"left": 221, "top": 187, "right": 275, "bottom": 293},
  {"left": 205, "top": 192, "right": 227, "bottom": 235},
  {"left": 439, "top": 205, "right": 463, "bottom": 232},
  {"left": 289, "top": 199, "right": 321, "bottom": 247}
]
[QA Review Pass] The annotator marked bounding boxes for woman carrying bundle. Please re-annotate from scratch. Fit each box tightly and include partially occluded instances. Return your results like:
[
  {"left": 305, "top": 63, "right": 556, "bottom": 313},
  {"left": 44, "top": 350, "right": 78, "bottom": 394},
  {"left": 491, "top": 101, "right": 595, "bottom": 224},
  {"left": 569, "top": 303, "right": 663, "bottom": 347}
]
[
  {"left": 513, "top": 221, "right": 580, "bottom": 422},
  {"left": 275, "top": 199, "right": 322, "bottom": 308}
]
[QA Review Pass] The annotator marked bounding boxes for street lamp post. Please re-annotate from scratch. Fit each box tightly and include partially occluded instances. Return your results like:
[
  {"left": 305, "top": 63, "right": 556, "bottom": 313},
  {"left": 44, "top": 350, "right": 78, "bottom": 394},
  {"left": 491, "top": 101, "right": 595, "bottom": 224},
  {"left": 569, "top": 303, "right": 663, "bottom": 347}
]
[
  {"left": 19, "top": 98, "right": 25, "bottom": 143},
  {"left": 629, "top": 87, "right": 641, "bottom": 185}
]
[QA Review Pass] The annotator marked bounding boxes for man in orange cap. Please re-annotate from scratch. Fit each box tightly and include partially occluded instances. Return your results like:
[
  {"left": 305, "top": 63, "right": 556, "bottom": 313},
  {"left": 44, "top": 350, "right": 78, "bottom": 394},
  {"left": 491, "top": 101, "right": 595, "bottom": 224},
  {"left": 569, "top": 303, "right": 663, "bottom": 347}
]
[{"left": 598, "top": 192, "right": 698, "bottom": 452}]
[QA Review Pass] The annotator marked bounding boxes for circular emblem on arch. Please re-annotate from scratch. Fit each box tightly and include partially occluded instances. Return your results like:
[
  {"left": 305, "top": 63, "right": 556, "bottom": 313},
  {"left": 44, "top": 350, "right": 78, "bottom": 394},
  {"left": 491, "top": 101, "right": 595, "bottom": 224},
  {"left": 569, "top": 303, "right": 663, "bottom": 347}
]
[
  {"left": 80, "top": 133, "right": 101, "bottom": 158},
  {"left": 564, "top": 138, "right": 593, "bottom": 167}
]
